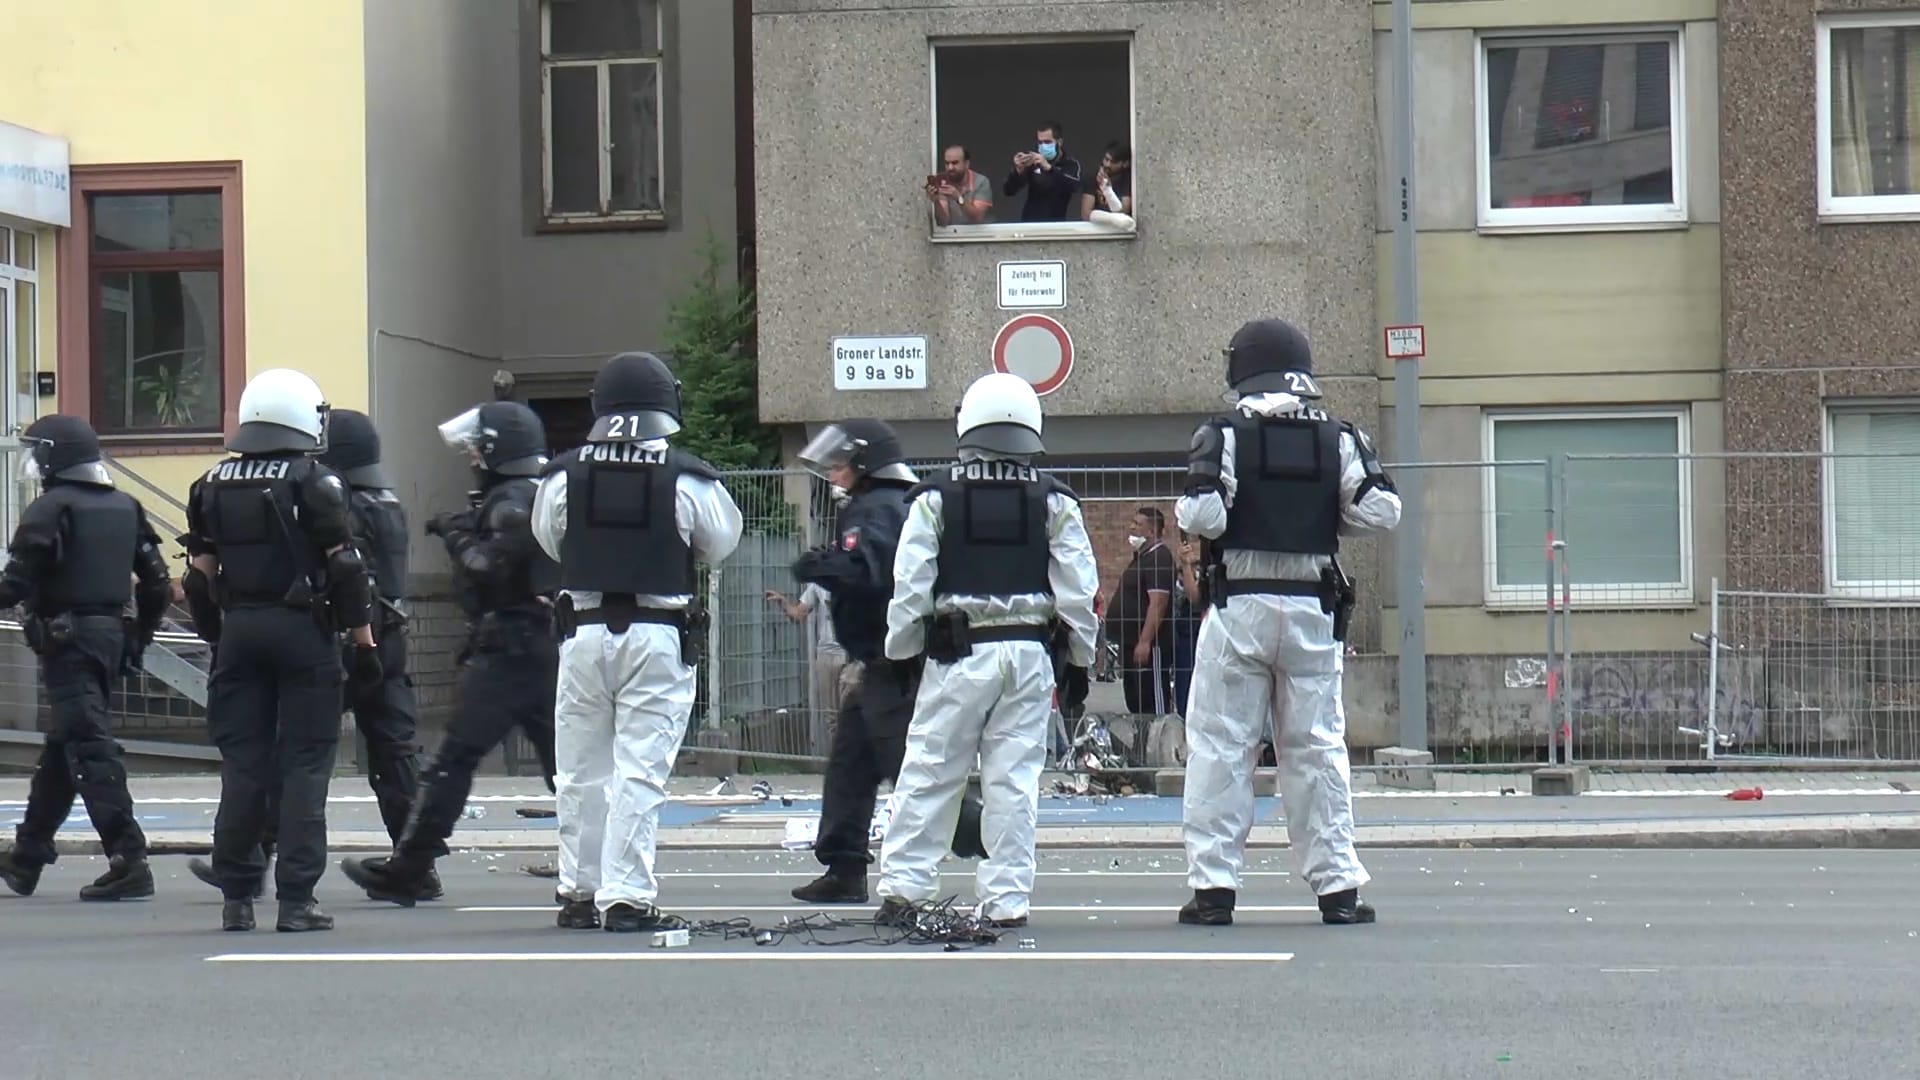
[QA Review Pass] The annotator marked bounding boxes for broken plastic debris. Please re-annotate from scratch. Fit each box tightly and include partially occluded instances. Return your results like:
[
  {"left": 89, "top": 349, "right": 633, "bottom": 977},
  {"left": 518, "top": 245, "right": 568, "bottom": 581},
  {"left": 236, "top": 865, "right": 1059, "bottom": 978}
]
[
  {"left": 708, "top": 777, "right": 737, "bottom": 797},
  {"left": 1017, "top": 938, "right": 1037, "bottom": 950},
  {"left": 751, "top": 780, "right": 773, "bottom": 800},
  {"left": 1726, "top": 787, "right": 1763, "bottom": 801},
  {"left": 461, "top": 805, "right": 486, "bottom": 820}
]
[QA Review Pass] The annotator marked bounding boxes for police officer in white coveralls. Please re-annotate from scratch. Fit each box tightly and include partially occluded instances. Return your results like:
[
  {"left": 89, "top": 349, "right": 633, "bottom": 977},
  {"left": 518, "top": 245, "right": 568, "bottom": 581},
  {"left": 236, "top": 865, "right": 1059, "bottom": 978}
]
[
  {"left": 1176, "top": 317, "right": 1401, "bottom": 927},
  {"left": 532, "top": 351, "right": 743, "bottom": 933},
  {"left": 875, "top": 372, "right": 1098, "bottom": 928}
]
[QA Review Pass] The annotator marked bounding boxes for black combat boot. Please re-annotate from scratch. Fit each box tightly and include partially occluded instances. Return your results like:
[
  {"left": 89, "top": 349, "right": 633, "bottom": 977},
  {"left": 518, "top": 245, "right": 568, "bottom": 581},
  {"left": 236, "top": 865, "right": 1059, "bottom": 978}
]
[
  {"left": 340, "top": 854, "right": 434, "bottom": 907},
  {"left": 790, "top": 865, "right": 868, "bottom": 904},
  {"left": 79, "top": 854, "right": 155, "bottom": 901},
  {"left": 222, "top": 899, "right": 256, "bottom": 932},
  {"left": 1178, "top": 887, "right": 1236, "bottom": 926},
  {"left": 1318, "top": 888, "right": 1376, "bottom": 925},
  {"left": 602, "top": 901, "right": 667, "bottom": 933},
  {"left": 557, "top": 898, "right": 600, "bottom": 930},
  {"left": 0, "top": 851, "right": 43, "bottom": 897},
  {"left": 276, "top": 899, "right": 334, "bottom": 932},
  {"left": 190, "top": 856, "right": 267, "bottom": 898},
  {"left": 874, "top": 897, "right": 917, "bottom": 928}
]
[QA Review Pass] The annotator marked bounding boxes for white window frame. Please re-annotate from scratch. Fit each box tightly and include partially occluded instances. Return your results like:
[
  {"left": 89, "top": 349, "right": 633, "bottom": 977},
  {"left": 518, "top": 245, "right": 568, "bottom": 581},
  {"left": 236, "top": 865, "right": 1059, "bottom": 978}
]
[
  {"left": 539, "top": 0, "right": 667, "bottom": 224},
  {"left": 1815, "top": 13, "right": 1920, "bottom": 219},
  {"left": 1481, "top": 407, "right": 1694, "bottom": 609},
  {"left": 1821, "top": 400, "right": 1920, "bottom": 602},
  {"left": 926, "top": 34, "right": 1138, "bottom": 245},
  {"left": 1473, "top": 27, "right": 1688, "bottom": 233}
]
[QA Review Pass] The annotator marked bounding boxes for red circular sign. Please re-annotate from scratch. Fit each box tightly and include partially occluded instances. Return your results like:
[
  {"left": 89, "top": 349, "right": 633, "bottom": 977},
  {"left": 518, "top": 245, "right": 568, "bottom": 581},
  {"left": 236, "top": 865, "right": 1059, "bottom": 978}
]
[{"left": 991, "top": 314, "right": 1074, "bottom": 396}]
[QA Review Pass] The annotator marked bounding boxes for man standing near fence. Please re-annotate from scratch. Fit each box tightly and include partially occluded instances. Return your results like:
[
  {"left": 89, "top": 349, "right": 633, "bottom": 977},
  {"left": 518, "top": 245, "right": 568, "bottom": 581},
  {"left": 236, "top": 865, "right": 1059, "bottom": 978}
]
[
  {"left": 532, "top": 351, "right": 742, "bottom": 933},
  {"left": 1175, "top": 316, "right": 1400, "bottom": 928},
  {"left": 874, "top": 373, "right": 1098, "bottom": 928}
]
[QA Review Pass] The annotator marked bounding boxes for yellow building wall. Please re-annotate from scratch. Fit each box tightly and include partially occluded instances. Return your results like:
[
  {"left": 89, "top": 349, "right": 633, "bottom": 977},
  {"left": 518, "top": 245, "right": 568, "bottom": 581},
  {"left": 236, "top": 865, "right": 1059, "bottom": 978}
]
[{"left": 6, "top": 0, "right": 369, "bottom": 513}]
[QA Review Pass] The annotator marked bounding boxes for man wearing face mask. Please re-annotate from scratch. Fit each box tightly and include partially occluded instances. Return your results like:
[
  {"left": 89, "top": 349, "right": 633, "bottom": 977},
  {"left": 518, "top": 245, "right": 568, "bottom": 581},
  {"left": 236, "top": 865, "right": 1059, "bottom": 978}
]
[
  {"left": 1003, "top": 120, "right": 1083, "bottom": 223},
  {"left": 1105, "top": 507, "right": 1176, "bottom": 716}
]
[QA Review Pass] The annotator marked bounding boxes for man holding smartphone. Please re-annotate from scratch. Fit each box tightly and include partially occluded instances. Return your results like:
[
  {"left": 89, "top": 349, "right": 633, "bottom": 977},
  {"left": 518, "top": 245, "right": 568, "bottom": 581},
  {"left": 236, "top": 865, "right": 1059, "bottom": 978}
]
[
  {"left": 1003, "top": 121, "right": 1083, "bottom": 222},
  {"left": 927, "top": 144, "right": 993, "bottom": 226}
]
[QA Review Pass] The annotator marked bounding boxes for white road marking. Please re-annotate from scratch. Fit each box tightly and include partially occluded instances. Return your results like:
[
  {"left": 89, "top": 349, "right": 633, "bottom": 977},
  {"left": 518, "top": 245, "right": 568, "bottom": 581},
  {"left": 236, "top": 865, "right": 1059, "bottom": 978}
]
[
  {"left": 1600, "top": 967, "right": 1661, "bottom": 973},
  {"left": 454, "top": 904, "right": 1318, "bottom": 914},
  {"left": 643, "top": 870, "right": 1290, "bottom": 879},
  {"left": 205, "top": 950, "right": 1292, "bottom": 964}
]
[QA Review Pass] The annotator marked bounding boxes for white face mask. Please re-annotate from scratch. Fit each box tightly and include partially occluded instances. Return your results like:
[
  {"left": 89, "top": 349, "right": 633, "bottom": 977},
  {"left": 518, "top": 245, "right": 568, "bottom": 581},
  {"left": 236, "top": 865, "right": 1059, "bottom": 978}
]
[
  {"left": 1128, "top": 535, "right": 1146, "bottom": 551},
  {"left": 830, "top": 485, "right": 850, "bottom": 504}
]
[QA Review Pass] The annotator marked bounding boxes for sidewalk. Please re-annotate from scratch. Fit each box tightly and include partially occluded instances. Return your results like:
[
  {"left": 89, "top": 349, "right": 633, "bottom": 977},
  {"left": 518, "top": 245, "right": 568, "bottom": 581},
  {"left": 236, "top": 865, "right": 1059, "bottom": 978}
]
[{"left": 8, "top": 770, "right": 1920, "bottom": 855}]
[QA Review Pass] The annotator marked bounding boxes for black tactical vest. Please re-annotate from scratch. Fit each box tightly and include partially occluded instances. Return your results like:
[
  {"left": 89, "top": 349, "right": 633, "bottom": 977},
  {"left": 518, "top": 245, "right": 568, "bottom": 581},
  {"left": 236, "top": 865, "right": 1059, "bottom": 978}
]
[
  {"left": 459, "top": 478, "right": 553, "bottom": 615},
  {"left": 196, "top": 453, "right": 316, "bottom": 603},
  {"left": 913, "top": 460, "right": 1070, "bottom": 599},
  {"left": 37, "top": 483, "right": 139, "bottom": 614},
  {"left": 350, "top": 487, "right": 409, "bottom": 612},
  {"left": 554, "top": 443, "right": 714, "bottom": 596},
  {"left": 1215, "top": 411, "right": 1342, "bottom": 556}
]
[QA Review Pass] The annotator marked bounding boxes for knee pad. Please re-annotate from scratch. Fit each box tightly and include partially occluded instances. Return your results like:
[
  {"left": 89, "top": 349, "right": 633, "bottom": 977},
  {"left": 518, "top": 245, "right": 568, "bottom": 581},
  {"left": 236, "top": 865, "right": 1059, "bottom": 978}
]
[{"left": 69, "top": 739, "right": 127, "bottom": 789}]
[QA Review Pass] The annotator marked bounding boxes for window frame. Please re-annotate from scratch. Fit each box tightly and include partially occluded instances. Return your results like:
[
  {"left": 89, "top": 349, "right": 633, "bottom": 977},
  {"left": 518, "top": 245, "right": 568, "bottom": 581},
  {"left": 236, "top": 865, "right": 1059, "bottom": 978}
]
[
  {"left": 926, "top": 33, "right": 1139, "bottom": 246},
  {"left": 1473, "top": 27, "right": 1689, "bottom": 233},
  {"left": 1480, "top": 406, "right": 1694, "bottom": 610},
  {"left": 54, "top": 162, "right": 245, "bottom": 452},
  {"left": 1821, "top": 400, "right": 1920, "bottom": 603},
  {"left": 1815, "top": 13, "right": 1920, "bottom": 220},
  {"left": 539, "top": 0, "right": 668, "bottom": 229}
]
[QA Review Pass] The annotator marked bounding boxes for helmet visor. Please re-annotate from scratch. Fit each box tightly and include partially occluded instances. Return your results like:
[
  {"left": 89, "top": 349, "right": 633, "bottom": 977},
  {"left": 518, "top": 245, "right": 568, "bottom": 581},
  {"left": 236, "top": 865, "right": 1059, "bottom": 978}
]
[
  {"left": 797, "top": 423, "right": 865, "bottom": 483},
  {"left": 15, "top": 438, "right": 49, "bottom": 488},
  {"left": 437, "top": 407, "right": 485, "bottom": 452}
]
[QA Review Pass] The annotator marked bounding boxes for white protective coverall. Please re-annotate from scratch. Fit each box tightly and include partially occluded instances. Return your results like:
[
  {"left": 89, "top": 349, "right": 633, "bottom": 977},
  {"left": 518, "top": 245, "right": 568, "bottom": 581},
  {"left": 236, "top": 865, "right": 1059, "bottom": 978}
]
[
  {"left": 1175, "top": 392, "right": 1402, "bottom": 897},
  {"left": 875, "top": 461, "right": 1099, "bottom": 921},
  {"left": 531, "top": 446, "right": 743, "bottom": 912}
]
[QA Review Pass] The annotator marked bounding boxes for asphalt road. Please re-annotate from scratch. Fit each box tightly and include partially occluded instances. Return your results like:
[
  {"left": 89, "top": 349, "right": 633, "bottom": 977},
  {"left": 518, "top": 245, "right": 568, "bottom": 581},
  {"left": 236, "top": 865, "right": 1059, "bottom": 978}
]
[{"left": 3, "top": 848, "right": 1916, "bottom": 1079}]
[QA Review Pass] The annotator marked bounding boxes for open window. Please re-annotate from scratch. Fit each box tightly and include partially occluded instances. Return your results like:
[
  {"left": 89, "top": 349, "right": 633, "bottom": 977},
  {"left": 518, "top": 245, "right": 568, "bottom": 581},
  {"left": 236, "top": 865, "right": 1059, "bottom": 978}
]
[{"left": 928, "top": 36, "right": 1136, "bottom": 243}]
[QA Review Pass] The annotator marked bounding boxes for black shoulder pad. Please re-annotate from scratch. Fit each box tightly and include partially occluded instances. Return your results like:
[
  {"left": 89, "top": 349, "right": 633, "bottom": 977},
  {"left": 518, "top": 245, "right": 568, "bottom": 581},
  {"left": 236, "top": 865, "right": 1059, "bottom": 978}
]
[
  {"left": 302, "top": 464, "right": 352, "bottom": 513},
  {"left": 486, "top": 480, "right": 537, "bottom": 532},
  {"left": 1045, "top": 474, "right": 1081, "bottom": 504},
  {"left": 669, "top": 448, "right": 723, "bottom": 482},
  {"left": 905, "top": 475, "right": 945, "bottom": 503},
  {"left": 1340, "top": 420, "right": 1381, "bottom": 464},
  {"left": 539, "top": 447, "right": 579, "bottom": 479}
]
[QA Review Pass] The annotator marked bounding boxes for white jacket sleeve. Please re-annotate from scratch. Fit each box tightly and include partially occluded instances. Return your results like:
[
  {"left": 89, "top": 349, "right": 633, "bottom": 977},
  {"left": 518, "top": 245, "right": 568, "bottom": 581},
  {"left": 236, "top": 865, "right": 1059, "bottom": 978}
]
[
  {"left": 1174, "top": 424, "right": 1235, "bottom": 541},
  {"left": 531, "top": 470, "right": 567, "bottom": 563},
  {"left": 679, "top": 475, "right": 745, "bottom": 564},
  {"left": 1047, "top": 494, "right": 1100, "bottom": 666},
  {"left": 1337, "top": 429, "right": 1402, "bottom": 537},
  {"left": 883, "top": 489, "right": 942, "bottom": 660}
]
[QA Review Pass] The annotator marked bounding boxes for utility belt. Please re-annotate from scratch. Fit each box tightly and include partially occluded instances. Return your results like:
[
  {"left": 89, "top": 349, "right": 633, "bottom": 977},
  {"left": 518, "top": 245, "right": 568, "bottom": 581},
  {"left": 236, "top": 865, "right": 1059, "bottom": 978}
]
[
  {"left": 224, "top": 582, "right": 339, "bottom": 634},
  {"left": 555, "top": 592, "right": 707, "bottom": 667},
  {"left": 21, "top": 611, "right": 126, "bottom": 656},
  {"left": 1218, "top": 562, "right": 1357, "bottom": 642},
  {"left": 922, "top": 610, "right": 1051, "bottom": 665}
]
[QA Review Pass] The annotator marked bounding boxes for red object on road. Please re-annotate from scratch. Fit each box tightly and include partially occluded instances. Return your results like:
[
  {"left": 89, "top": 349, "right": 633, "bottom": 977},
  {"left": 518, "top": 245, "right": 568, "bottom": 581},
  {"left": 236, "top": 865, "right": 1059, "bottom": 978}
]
[{"left": 1726, "top": 787, "right": 1764, "bottom": 801}]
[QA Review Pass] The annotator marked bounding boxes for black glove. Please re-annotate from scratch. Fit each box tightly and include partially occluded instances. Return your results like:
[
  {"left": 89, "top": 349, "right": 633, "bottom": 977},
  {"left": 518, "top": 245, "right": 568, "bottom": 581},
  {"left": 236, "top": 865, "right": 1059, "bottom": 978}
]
[
  {"left": 425, "top": 510, "right": 472, "bottom": 539},
  {"left": 1060, "top": 664, "right": 1090, "bottom": 719},
  {"left": 348, "top": 642, "right": 383, "bottom": 687}
]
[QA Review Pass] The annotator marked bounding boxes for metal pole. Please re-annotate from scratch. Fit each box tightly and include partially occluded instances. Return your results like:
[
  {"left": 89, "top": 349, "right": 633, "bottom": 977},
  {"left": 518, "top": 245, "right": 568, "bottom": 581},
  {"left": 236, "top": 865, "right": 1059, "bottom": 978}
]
[
  {"left": 1390, "top": 0, "right": 1427, "bottom": 751},
  {"left": 1543, "top": 461, "right": 1558, "bottom": 767},
  {"left": 1705, "top": 577, "right": 1720, "bottom": 762}
]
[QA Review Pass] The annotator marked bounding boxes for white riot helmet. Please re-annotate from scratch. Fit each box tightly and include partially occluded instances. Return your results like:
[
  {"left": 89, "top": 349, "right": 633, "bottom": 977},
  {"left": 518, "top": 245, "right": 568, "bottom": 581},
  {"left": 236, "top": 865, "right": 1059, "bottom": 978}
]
[
  {"left": 955, "top": 372, "right": 1044, "bottom": 457},
  {"left": 229, "top": 368, "right": 330, "bottom": 454}
]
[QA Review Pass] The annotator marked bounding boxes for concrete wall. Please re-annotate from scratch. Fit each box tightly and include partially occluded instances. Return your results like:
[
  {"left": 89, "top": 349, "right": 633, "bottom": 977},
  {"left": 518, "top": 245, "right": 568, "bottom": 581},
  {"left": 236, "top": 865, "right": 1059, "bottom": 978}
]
[
  {"left": 750, "top": 0, "right": 1379, "bottom": 428},
  {"left": 1719, "top": 0, "right": 1920, "bottom": 591},
  {"left": 5, "top": 0, "right": 370, "bottom": 509}
]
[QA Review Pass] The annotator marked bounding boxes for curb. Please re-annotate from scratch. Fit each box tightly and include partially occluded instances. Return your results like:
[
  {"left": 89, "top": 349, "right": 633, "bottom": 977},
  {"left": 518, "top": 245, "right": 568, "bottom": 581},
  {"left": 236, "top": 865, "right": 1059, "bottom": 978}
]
[{"left": 59, "top": 818, "right": 1920, "bottom": 857}]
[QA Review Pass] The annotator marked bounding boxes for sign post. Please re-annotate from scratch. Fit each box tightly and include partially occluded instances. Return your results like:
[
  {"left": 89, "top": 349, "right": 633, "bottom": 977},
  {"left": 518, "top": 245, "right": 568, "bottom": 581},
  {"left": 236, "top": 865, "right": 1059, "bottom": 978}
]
[{"left": 990, "top": 314, "right": 1074, "bottom": 396}]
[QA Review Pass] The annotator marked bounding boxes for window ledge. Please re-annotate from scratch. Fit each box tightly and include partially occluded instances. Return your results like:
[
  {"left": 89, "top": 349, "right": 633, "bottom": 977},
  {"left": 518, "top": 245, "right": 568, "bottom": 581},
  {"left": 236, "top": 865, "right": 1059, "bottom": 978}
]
[
  {"left": 538, "top": 213, "right": 669, "bottom": 235},
  {"left": 98, "top": 435, "right": 226, "bottom": 457},
  {"left": 930, "top": 222, "right": 1136, "bottom": 244},
  {"left": 1825, "top": 592, "right": 1920, "bottom": 608},
  {"left": 1484, "top": 595, "right": 1696, "bottom": 613},
  {"left": 1474, "top": 218, "right": 1690, "bottom": 237},
  {"left": 1816, "top": 211, "right": 1920, "bottom": 226}
]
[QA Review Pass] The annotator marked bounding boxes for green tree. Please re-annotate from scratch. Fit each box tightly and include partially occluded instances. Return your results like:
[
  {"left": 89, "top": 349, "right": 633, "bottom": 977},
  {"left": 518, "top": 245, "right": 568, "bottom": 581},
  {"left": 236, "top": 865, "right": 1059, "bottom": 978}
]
[{"left": 663, "top": 235, "right": 777, "bottom": 469}]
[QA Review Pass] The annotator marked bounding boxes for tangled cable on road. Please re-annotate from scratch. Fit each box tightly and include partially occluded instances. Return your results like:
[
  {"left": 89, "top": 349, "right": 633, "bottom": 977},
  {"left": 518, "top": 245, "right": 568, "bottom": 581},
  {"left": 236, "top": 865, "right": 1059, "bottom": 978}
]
[{"left": 684, "top": 898, "right": 1003, "bottom": 950}]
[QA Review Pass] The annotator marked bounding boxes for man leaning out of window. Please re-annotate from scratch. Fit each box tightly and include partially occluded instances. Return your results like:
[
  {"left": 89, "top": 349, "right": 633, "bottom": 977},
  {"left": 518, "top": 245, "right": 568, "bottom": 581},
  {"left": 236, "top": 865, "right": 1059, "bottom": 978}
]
[
  {"left": 1079, "top": 140, "right": 1134, "bottom": 232},
  {"left": 928, "top": 144, "right": 994, "bottom": 226}
]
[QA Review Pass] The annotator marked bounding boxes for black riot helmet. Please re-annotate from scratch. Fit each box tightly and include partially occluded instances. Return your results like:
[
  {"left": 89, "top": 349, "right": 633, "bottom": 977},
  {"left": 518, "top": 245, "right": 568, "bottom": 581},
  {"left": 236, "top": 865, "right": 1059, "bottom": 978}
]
[
  {"left": 19, "top": 414, "right": 112, "bottom": 488},
  {"left": 437, "top": 401, "right": 549, "bottom": 477},
  {"left": 588, "top": 351, "right": 682, "bottom": 442},
  {"left": 318, "top": 408, "right": 394, "bottom": 489},
  {"left": 1222, "top": 317, "right": 1323, "bottom": 402},
  {"left": 797, "top": 418, "right": 918, "bottom": 486}
]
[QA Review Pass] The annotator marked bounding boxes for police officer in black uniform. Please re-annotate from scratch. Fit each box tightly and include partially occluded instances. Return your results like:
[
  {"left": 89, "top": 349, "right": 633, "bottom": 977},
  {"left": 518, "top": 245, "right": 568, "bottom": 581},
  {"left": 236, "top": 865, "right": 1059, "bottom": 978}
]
[
  {"left": 184, "top": 408, "right": 438, "bottom": 898},
  {"left": 786, "top": 419, "right": 923, "bottom": 903},
  {"left": 340, "top": 400, "right": 558, "bottom": 905},
  {"left": 182, "top": 368, "right": 378, "bottom": 933},
  {"left": 0, "top": 415, "right": 170, "bottom": 902}
]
